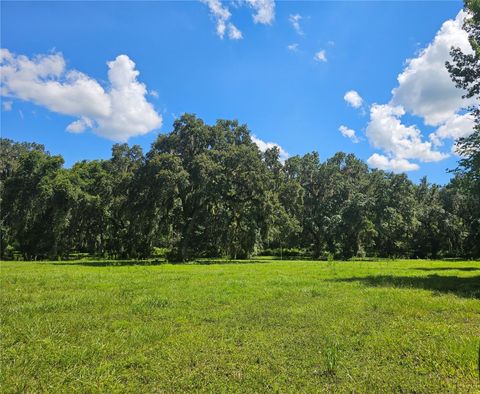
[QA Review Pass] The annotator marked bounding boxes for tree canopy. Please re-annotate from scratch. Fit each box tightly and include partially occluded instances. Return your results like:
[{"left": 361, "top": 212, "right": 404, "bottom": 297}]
[{"left": 1, "top": 113, "right": 479, "bottom": 261}]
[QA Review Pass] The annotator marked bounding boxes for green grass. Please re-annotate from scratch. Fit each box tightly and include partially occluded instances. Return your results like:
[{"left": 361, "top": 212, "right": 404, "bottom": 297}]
[{"left": 1, "top": 259, "right": 479, "bottom": 393}]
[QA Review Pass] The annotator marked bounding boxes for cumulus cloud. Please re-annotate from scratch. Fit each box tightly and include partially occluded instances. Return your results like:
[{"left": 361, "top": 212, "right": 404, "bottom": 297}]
[
  {"left": 366, "top": 104, "right": 447, "bottom": 164},
  {"left": 344, "top": 90, "right": 363, "bottom": 108},
  {"left": 314, "top": 50, "right": 327, "bottom": 62},
  {"left": 367, "top": 153, "right": 419, "bottom": 172},
  {"left": 2, "top": 100, "right": 12, "bottom": 111},
  {"left": 363, "top": 10, "right": 475, "bottom": 172},
  {"left": 429, "top": 113, "right": 474, "bottom": 146},
  {"left": 289, "top": 14, "right": 303, "bottom": 35},
  {"left": 338, "top": 125, "right": 359, "bottom": 143},
  {"left": 251, "top": 135, "right": 289, "bottom": 162},
  {"left": 0, "top": 49, "right": 162, "bottom": 141},
  {"left": 65, "top": 117, "right": 93, "bottom": 134},
  {"left": 391, "top": 11, "right": 474, "bottom": 126},
  {"left": 0, "top": 49, "right": 110, "bottom": 118}
]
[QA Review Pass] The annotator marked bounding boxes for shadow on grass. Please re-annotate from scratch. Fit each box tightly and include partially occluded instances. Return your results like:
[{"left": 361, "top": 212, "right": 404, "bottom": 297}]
[
  {"left": 412, "top": 267, "right": 480, "bottom": 272},
  {"left": 192, "top": 259, "right": 273, "bottom": 265},
  {"left": 51, "top": 259, "right": 274, "bottom": 267},
  {"left": 332, "top": 274, "right": 480, "bottom": 299},
  {"left": 52, "top": 260, "right": 167, "bottom": 267}
]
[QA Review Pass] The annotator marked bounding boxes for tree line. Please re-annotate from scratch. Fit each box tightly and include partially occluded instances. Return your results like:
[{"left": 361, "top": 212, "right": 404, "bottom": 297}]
[
  {"left": 1, "top": 113, "right": 478, "bottom": 261},
  {"left": 1, "top": 0, "right": 478, "bottom": 261}
]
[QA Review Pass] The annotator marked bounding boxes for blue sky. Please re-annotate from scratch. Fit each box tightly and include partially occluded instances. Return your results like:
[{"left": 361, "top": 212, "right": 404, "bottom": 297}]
[{"left": 1, "top": 1, "right": 471, "bottom": 184}]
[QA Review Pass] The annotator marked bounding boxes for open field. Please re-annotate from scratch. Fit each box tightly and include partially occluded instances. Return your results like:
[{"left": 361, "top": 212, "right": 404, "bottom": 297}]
[{"left": 1, "top": 259, "right": 479, "bottom": 393}]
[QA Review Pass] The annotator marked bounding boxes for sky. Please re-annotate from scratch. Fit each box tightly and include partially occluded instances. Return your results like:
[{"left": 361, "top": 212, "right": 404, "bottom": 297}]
[{"left": 0, "top": 0, "right": 474, "bottom": 184}]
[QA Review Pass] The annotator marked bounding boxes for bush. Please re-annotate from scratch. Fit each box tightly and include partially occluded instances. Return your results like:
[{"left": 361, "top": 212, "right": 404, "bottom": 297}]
[
  {"left": 152, "top": 247, "right": 169, "bottom": 259},
  {"left": 2, "top": 245, "right": 16, "bottom": 260}
]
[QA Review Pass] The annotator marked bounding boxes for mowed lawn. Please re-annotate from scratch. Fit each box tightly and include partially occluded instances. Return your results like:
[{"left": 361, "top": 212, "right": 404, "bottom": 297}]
[{"left": 1, "top": 259, "right": 479, "bottom": 393}]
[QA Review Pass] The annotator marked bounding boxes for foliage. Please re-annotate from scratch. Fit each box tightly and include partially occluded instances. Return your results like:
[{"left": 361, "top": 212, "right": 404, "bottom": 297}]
[{"left": 1, "top": 113, "right": 480, "bottom": 260}]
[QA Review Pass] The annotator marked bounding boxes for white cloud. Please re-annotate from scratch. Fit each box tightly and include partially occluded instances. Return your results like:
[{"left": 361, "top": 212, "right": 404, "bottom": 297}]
[
  {"left": 251, "top": 135, "right": 289, "bottom": 162},
  {"left": 201, "top": 0, "right": 274, "bottom": 39},
  {"left": 228, "top": 23, "right": 243, "bottom": 40},
  {"left": 338, "top": 125, "right": 359, "bottom": 143},
  {"left": 314, "top": 50, "right": 327, "bottom": 62},
  {"left": 0, "top": 49, "right": 110, "bottom": 118},
  {"left": 344, "top": 90, "right": 363, "bottom": 108},
  {"left": 2, "top": 100, "right": 12, "bottom": 111},
  {"left": 287, "top": 43, "right": 299, "bottom": 52},
  {"left": 245, "top": 0, "right": 275, "bottom": 24},
  {"left": 201, "top": 0, "right": 242, "bottom": 39},
  {"left": 360, "top": 10, "right": 476, "bottom": 172},
  {"left": 66, "top": 117, "right": 92, "bottom": 133},
  {"left": 429, "top": 113, "right": 474, "bottom": 146},
  {"left": 366, "top": 104, "right": 447, "bottom": 163},
  {"left": 289, "top": 14, "right": 303, "bottom": 35},
  {"left": 149, "top": 89, "right": 159, "bottom": 98},
  {"left": 367, "top": 153, "right": 419, "bottom": 172},
  {"left": 391, "top": 11, "right": 474, "bottom": 126},
  {"left": 1, "top": 49, "right": 162, "bottom": 141}
]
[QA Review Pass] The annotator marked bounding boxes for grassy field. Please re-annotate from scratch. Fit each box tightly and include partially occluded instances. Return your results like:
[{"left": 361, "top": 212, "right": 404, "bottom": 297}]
[{"left": 1, "top": 258, "right": 479, "bottom": 393}]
